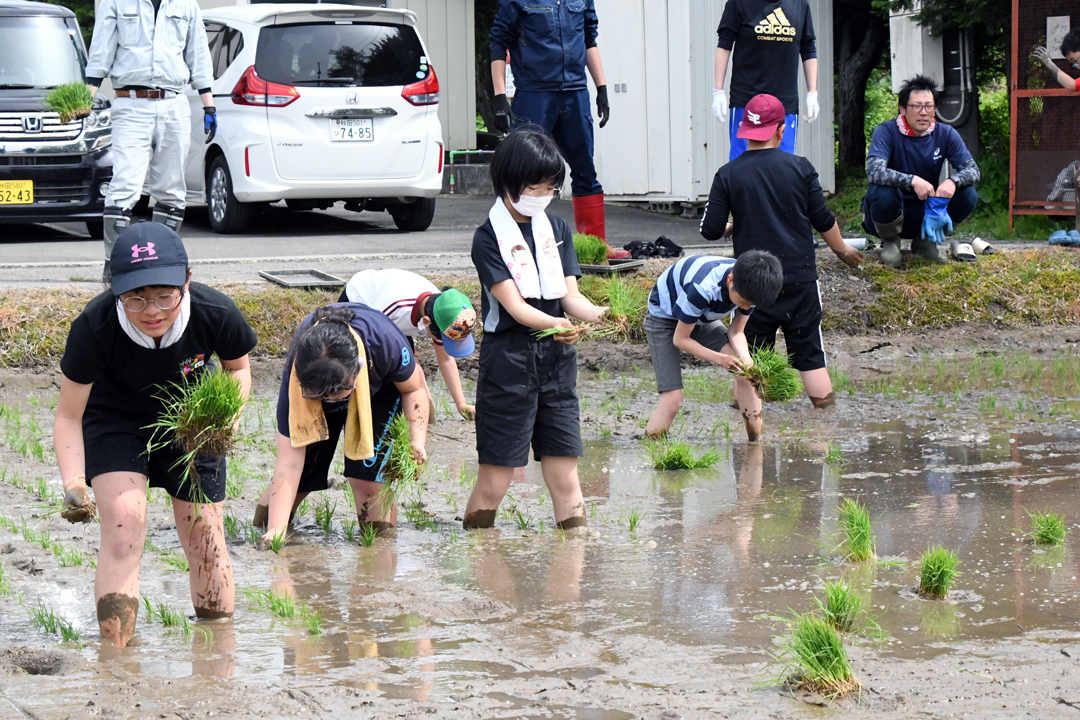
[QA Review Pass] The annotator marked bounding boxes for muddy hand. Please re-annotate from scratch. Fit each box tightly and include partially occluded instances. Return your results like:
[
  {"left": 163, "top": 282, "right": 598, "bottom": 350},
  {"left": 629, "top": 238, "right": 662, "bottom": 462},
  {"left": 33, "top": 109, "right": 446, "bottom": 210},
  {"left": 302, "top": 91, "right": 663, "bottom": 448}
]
[
  {"left": 60, "top": 486, "right": 96, "bottom": 524},
  {"left": 411, "top": 443, "right": 428, "bottom": 467},
  {"left": 842, "top": 248, "right": 863, "bottom": 267},
  {"left": 458, "top": 404, "right": 475, "bottom": 421}
]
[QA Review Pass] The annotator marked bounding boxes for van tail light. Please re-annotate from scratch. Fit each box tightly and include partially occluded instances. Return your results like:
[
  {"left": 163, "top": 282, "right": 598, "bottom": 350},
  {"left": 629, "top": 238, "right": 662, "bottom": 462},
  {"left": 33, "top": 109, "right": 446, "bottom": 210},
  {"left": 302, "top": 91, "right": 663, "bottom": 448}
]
[
  {"left": 437, "top": 144, "right": 444, "bottom": 173},
  {"left": 231, "top": 66, "right": 299, "bottom": 107},
  {"left": 402, "top": 65, "right": 439, "bottom": 106}
]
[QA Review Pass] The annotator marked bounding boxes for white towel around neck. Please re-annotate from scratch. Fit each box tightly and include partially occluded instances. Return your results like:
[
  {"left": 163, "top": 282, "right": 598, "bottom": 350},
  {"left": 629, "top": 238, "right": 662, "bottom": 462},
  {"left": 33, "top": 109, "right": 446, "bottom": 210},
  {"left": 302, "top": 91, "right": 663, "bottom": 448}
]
[
  {"left": 115, "top": 290, "right": 192, "bottom": 349},
  {"left": 488, "top": 199, "right": 567, "bottom": 300}
]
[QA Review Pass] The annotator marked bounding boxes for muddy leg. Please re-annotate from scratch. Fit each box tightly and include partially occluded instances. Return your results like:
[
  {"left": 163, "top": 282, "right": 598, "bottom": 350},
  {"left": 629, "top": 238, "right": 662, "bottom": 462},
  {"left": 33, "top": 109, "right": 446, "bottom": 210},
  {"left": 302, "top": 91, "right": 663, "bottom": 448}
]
[
  {"left": 94, "top": 471, "right": 148, "bottom": 648},
  {"left": 734, "top": 376, "right": 763, "bottom": 441},
  {"left": 645, "top": 389, "right": 682, "bottom": 439},
  {"left": 539, "top": 456, "right": 586, "bottom": 530},
  {"left": 252, "top": 497, "right": 301, "bottom": 529},
  {"left": 463, "top": 464, "right": 514, "bottom": 528},
  {"left": 350, "top": 477, "right": 397, "bottom": 528},
  {"left": 173, "top": 500, "right": 234, "bottom": 619},
  {"left": 801, "top": 368, "right": 833, "bottom": 407}
]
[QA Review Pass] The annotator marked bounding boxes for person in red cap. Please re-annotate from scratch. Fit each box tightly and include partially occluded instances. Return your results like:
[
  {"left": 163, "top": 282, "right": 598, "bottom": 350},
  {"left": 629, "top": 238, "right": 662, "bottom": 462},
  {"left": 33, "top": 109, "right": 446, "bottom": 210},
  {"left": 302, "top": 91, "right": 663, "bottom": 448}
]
[{"left": 700, "top": 94, "right": 861, "bottom": 416}]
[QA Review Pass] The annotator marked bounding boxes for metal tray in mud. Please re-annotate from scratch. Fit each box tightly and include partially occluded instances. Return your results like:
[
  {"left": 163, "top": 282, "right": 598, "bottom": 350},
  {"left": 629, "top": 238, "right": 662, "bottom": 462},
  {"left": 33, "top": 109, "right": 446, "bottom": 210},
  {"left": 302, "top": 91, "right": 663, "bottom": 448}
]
[
  {"left": 258, "top": 269, "right": 345, "bottom": 289},
  {"left": 580, "top": 259, "right": 646, "bottom": 275}
]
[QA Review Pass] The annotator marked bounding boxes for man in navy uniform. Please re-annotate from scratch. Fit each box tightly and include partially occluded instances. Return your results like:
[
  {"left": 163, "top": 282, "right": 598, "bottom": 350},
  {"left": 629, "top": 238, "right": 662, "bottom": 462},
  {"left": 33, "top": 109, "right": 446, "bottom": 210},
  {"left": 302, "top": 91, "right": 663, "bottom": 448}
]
[{"left": 489, "top": 0, "right": 629, "bottom": 259}]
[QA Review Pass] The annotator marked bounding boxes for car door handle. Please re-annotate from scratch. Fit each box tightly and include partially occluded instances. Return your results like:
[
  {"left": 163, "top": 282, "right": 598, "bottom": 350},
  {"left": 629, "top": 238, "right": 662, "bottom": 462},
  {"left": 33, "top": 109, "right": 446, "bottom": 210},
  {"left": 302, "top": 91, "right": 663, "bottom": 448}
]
[{"left": 306, "top": 107, "right": 398, "bottom": 119}]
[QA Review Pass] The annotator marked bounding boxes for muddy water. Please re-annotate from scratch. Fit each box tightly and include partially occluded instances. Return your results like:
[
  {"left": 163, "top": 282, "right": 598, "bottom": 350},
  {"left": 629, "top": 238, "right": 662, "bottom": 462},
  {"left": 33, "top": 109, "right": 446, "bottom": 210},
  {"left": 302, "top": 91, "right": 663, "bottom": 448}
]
[{"left": 1, "top": 359, "right": 1080, "bottom": 718}]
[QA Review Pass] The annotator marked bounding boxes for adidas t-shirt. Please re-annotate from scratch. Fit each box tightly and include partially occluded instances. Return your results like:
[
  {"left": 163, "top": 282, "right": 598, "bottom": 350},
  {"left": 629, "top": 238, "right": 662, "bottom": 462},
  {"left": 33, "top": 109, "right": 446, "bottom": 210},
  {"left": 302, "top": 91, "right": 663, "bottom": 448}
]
[
  {"left": 717, "top": 0, "right": 818, "bottom": 115},
  {"left": 343, "top": 269, "right": 443, "bottom": 346},
  {"left": 60, "top": 283, "right": 258, "bottom": 430},
  {"left": 275, "top": 303, "right": 417, "bottom": 438}
]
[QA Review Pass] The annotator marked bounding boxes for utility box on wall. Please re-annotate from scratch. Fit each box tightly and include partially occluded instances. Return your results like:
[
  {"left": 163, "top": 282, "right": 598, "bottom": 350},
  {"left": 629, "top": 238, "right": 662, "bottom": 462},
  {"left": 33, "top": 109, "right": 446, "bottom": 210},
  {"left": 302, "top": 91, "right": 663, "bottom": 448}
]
[
  {"left": 589, "top": 0, "right": 835, "bottom": 204},
  {"left": 889, "top": 9, "right": 942, "bottom": 94}
]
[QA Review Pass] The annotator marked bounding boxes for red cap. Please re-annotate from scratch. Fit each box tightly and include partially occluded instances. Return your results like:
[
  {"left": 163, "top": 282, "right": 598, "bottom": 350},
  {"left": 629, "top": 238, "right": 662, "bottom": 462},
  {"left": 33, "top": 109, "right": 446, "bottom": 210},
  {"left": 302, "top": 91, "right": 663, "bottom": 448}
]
[{"left": 736, "top": 94, "right": 786, "bottom": 141}]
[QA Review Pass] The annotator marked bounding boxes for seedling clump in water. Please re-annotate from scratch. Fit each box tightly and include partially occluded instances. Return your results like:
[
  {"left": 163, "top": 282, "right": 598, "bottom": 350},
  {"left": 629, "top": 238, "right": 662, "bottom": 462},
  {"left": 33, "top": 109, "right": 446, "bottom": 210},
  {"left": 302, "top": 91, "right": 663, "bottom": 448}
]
[
  {"left": 644, "top": 438, "right": 720, "bottom": 470},
  {"left": 815, "top": 580, "right": 862, "bottom": 634},
  {"left": 918, "top": 545, "right": 960, "bottom": 598},
  {"left": 358, "top": 522, "right": 378, "bottom": 547},
  {"left": 838, "top": 498, "right": 875, "bottom": 563},
  {"left": 1024, "top": 509, "right": 1069, "bottom": 546},
  {"left": 737, "top": 347, "right": 803, "bottom": 402},
  {"left": 771, "top": 613, "right": 860, "bottom": 697}
]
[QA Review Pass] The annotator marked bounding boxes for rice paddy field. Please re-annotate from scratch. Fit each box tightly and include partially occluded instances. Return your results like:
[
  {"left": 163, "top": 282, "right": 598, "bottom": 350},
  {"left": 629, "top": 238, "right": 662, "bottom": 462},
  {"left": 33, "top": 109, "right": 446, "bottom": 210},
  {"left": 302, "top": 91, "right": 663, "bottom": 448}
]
[{"left": 1, "top": 327, "right": 1080, "bottom": 718}]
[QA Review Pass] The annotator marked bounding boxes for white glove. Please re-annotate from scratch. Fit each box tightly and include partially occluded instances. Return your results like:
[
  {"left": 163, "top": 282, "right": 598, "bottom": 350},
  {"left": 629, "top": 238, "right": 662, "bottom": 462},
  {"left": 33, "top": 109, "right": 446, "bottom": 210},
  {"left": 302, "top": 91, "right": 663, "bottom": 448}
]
[
  {"left": 805, "top": 91, "right": 819, "bottom": 122},
  {"left": 712, "top": 89, "right": 728, "bottom": 123}
]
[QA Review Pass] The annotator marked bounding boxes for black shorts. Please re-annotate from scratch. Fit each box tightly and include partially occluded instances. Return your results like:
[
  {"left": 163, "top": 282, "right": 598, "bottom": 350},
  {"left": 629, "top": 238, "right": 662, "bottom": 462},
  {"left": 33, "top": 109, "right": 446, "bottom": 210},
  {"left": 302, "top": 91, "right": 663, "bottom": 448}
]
[
  {"left": 743, "top": 281, "right": 826, "bottom": 372},
  {"left": 295, "top": 381, "right": 402, "bottom": 494},
  {"left": 475, "top": 331, "right": 583, "bottom": 467},
  {"left": 83, "top": 415, "right": 226, "bottom": 503}
]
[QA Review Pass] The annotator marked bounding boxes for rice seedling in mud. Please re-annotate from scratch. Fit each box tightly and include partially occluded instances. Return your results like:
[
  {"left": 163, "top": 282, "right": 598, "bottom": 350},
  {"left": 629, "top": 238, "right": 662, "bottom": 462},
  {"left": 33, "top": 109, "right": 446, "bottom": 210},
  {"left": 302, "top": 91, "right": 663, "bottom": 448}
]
[
  {"left": 225, "top": 473, "right": 246, "bottom": 500},
  {"left": 303, "top": 609, "right": 324, "bottom": 635},
  {"left": 736, "top": 347, "right": 803, "bottom": 403},
  {"left": 643, "top": 438, "right": 720, "bottom": 470},
  {"left": 52, "top": 543, "right": 85, "bottom": 567},
  {"left": 574, "top": 233, "right": 609, "bottom": 266},
  {"left": 148, "top": 369, "right": 246, "bottom": 502},
  {"left": 314, "top": 497, "right": 337, "bottom": 533},
  {"left": 769, "top": 613, "right": 860, "bottom": 698},
  {"left": 1024, "top": 509, "right": 1070, "bottom": 546},
  {"left": 268, "top": 529, "right": 289, "bottom": 554},
  {"left": 918, "top": 546, "right": 960, "bottom": 599},
  {"left": 838, "top": 498, "right": 876, "bottom": 563},
  {"left": 0, "top": 560, "right": 11, "bottom": 596},
  {"left": 814, "top": 580, "right": 862, "bottom": 634},
  {"left": 295, "top": 498, "right": 310, "bottom": 517},
  {"left": 43, "top": 82, "right": 93, "bottom": 123},
  {"left": 621, "top": 506, "right": 646, "bottom": 533},
  {"left": 143, "top": 596, "right": 192, "bottom": 635},
  {"left": 158, "top": 548, "right": 190, "bottom": 573},
  {"left": 358, "top": 522, "right": 378, "bottom": 547},
  {"left": 246, "top": 587, "right": 298, "bottom": 619},
  {"left": 243, "top": 521, "right": 261, "bottom": 546},
  {"left": 223, "top": 513, "right": 240, "bottom": 540},
  {"left": 30, "top": 604, "right": 83, "bottom": 649},
  {"left": 341, "top": 520, "right": 358, "bottom": 542},
  {"left": 823, "top": 442, "right": 846, "bottom": 466}
]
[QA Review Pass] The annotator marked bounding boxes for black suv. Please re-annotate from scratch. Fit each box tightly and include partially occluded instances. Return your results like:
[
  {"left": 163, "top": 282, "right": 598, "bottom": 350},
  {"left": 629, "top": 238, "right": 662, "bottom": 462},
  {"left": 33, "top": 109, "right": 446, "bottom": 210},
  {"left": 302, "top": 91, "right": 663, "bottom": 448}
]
[{"left": 0, "top": 0, "right": 111, "bottom": 238}]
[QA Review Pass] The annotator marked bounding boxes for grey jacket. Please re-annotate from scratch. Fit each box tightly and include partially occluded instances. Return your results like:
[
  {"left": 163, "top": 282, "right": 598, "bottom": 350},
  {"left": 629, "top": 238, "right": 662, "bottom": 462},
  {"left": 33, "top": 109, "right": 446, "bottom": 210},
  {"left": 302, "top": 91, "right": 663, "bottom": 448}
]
[{"left": 86, "top": 0, "right": 213, "bottom": 92}]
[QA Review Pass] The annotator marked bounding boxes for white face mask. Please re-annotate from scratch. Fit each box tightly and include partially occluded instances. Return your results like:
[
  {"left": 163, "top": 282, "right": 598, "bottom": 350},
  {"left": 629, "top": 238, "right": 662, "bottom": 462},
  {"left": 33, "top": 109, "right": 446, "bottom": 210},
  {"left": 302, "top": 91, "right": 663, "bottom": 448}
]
[{"left": 510, "top": 194, "right": 553, "bottom": 217}]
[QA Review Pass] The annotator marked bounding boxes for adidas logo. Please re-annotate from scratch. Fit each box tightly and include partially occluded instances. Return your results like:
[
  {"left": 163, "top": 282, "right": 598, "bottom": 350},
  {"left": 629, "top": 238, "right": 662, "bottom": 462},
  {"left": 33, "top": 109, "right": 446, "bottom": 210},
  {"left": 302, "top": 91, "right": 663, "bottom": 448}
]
[{"left": 754, "top": 7, "right": 797, "bottom": 37}]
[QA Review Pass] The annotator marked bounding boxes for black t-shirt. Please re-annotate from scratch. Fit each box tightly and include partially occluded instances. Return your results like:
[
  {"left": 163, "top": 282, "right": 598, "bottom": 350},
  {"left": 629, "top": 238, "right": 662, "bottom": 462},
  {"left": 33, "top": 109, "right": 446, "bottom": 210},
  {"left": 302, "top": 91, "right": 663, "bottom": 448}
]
[
  {"left": 60, "top": 282, "right": 258, "bottom": 428},
  {"left": 699, "top": 148, "right": 835, "bottom": 284},
  {"left": 717, "top": 0, "right": 817, "bottom": 114},
  {"left": 275, "top": 303, "right": 417, "bottom": 437},
  {"left": 471, "top": 214, "right": 582, "bottom": 334}
]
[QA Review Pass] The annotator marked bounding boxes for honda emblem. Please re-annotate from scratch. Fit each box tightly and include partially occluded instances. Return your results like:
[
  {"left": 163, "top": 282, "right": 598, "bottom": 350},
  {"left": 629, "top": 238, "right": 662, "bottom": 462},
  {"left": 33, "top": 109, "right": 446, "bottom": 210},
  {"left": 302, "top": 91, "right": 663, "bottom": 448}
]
[
  {"left": 346, "top": 92, "right": 358, "bottom": 104},
  {"left": 22, "top": 115, "right": 42, "bottom": 133}
]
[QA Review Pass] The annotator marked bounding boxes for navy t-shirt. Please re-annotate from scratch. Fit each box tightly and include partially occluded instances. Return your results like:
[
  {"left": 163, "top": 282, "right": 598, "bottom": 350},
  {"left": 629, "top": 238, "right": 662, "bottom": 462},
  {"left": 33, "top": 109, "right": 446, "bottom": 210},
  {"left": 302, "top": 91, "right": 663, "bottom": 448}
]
[
  {"left": 867, "top": 120, "right": 973, "bottom": 199},
  {"left": 472, "top": 214, "right": 582, "bottom": 334},
  {"left": 275, "top": 303, "right": 417, "bottom": 438}
]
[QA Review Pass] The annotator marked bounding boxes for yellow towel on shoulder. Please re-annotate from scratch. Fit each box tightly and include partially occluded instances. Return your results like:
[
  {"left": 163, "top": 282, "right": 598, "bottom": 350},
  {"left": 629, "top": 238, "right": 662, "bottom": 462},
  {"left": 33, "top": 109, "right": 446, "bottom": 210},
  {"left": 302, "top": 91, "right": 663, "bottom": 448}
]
[{"left": 287, "top": 326, "right": 374, "bottom": 461}]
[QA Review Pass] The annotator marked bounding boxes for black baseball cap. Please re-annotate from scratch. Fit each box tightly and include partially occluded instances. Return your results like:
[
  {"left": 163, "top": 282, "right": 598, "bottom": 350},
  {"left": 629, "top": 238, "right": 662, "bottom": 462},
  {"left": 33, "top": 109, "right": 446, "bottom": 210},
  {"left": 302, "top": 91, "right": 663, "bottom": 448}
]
[{"left": 110, "top": 223, "right": 190, "bottom": 296}]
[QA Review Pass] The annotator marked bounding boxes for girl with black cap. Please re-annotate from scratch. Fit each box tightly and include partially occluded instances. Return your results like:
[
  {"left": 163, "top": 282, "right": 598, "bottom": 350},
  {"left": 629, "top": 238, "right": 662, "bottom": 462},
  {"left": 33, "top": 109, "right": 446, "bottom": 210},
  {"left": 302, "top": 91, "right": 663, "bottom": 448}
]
[
  {"left": 53, "top": 223, "right": 257, "bottom": 648},
  {"left": 256, "top": 301, "right": 429, "bottom": 542}
]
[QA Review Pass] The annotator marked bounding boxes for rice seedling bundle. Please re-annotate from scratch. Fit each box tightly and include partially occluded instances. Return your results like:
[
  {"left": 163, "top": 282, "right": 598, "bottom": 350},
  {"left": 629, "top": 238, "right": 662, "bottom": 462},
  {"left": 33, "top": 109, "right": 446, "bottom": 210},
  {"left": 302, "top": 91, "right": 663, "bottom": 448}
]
[
  {"left": 382, "top": 412, "right": 420, "bottom": 485},
  {"left": 532, "top": 315, "right": 628, "bottom": 342},
  {"left": 43, "top": 82, "right": 93, "bottom": 124},
  {"left": 776, "top": 613, "right": 860, "bottom": 697},
  {"left": 1024, "top": 508, "right": 1070, "bottom": 546},
  {"left": 838, "top": 498, "right": 875, "bottom": 562},
  {"left": 644, "top": 438, "right": 720, "bottom": 470},
  {"left": 815, "top": 580, "right": 862, "bottom": 633},
  {"left": 574, "top": 234, "right": 609, "bottom": 266},
  {"left": 918, "top": 545, "right": 960, "bottom": 598},
  {"left": 736, "top": 347, "right": 803, "bottom": 402}
]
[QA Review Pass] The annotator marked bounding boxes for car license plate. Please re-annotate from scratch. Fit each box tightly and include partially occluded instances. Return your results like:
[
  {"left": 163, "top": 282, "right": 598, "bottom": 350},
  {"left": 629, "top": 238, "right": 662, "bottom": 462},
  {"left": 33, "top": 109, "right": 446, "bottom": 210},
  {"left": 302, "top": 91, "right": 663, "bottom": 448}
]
[
  {"left": 331, "top": 118, "right": 374, "bottom": 142},
  {"left": 0, "top": 180, "right": 32, "bottom": 204}
]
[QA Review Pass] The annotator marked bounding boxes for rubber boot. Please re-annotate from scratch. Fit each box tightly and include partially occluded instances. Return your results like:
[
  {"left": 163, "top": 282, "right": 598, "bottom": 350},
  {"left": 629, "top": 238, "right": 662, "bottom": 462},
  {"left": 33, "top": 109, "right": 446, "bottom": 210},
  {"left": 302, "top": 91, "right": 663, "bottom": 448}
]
[
  {"left": 873, "top": 215, "right": 904, "bottom": 268},
  {"left": 102, "top": 206, "right": 132, "bottom": 285},
  {"left": 572, "top": 193, "right": 630, "bottom": 259},
  {"left": 911, "top": 235, "right": 948, "bottom": 264},
  {"left": 152, "top": 204, "right": 184, "bottom": 235}
]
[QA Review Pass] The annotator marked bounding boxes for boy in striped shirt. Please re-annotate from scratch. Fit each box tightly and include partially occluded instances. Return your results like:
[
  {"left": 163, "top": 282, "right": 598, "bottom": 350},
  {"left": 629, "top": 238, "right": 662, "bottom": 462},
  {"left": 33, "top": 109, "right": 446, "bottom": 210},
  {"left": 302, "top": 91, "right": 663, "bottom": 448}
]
[
  {"left": 644, "top": 251, "right": 783, "bottom": 441},
  {"left": 342, "top": 269, "right": 476, "bottom": 419}
]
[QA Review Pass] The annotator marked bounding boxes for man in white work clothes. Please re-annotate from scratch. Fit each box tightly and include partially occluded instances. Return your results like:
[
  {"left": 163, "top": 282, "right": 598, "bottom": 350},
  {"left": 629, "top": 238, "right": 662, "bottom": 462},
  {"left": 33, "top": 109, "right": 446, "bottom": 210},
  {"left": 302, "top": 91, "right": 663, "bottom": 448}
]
[{"left": 85, "top": 0, "right": 217, "bottom": 282}]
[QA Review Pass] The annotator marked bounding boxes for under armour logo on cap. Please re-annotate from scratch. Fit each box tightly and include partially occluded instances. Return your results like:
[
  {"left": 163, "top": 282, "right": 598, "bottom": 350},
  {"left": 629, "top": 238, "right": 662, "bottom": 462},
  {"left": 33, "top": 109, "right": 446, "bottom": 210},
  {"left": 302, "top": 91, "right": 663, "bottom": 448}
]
[
  {"left": 747, "top": 111, "right": 761, "bottom": 125},
  {"left": 131, "top": 243, "right": 157, "bottom": 259}
]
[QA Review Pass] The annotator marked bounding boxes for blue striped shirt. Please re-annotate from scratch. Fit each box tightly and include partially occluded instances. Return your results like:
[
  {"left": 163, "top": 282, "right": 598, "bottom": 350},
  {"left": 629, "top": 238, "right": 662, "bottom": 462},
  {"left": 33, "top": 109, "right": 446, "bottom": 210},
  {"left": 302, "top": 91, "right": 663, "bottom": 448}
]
[{"left": 647, "top": 256, "right": 754, "bottom": 324}]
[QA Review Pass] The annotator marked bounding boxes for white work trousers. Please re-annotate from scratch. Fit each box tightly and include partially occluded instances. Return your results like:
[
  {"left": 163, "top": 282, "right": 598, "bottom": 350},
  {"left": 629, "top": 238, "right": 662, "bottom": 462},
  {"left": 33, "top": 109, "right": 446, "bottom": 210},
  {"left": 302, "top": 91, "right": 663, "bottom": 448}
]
[{"left": 106, "top": 95, "right": 191, "bottom": 211}]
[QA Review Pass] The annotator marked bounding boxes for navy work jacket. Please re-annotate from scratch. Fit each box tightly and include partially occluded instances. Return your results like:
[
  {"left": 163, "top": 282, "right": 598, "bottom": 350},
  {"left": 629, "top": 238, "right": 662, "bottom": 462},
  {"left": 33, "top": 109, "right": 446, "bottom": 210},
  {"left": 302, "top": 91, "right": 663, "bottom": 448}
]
[{"left": 489, "top": 0, "right": 598, "bottom": 92}]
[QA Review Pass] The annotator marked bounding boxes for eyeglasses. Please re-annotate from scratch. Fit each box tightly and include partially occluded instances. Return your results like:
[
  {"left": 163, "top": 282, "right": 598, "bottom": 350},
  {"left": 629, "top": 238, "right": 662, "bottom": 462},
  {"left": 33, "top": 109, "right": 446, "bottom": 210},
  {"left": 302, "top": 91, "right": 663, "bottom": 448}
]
[
  {"left": 120, "top": 291, "right": 183, "bottom": 312},
  {"left": 301, "top": 385, "right": 354, "bottom": 402},
  {"left": 907, "top": 103, "right": 936, "bottom": 113},
  {"left": 521, "top": 185, "right": 558, "bottom": 197}
]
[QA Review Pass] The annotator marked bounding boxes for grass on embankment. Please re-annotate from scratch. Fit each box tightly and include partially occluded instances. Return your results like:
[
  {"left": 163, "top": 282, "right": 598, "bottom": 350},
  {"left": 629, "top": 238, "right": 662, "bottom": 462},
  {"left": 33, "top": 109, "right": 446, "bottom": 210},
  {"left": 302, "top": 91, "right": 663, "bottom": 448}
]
[{"left": 4, "top": 249, "right": 1080, "bottom": 368}]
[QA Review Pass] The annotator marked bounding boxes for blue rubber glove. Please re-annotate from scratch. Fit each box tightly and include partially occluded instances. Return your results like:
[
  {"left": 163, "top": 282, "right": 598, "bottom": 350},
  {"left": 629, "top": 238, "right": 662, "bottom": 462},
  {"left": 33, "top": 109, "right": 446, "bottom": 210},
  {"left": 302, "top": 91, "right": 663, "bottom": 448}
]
[
  {"left": 204, "top": 107, "right": 217, "bottom": 144},
  {"left": 922, "top": 197, "right": 952, "bottom": 244}
]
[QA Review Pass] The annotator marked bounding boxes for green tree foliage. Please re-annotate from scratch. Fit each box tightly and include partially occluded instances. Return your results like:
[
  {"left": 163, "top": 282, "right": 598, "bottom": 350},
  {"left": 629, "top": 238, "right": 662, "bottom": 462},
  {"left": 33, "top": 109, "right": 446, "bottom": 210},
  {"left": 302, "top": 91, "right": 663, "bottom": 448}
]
[{"left": 48, "top": 0, "right": 94, "bottom": 47}]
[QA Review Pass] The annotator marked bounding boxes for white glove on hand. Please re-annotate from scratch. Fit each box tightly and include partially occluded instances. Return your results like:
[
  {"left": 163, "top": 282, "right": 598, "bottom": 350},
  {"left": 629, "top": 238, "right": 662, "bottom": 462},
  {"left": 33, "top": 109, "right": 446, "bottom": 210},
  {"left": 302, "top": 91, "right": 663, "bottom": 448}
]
[
  {"left": 805, "top": 91, "right": 819, "bottom": 122},
  {"left": 1032, "top": 46, "right": 1056, "bottom": 70},
  {"left": 712, "top": 89, "right": 728, "bottom": 123}
]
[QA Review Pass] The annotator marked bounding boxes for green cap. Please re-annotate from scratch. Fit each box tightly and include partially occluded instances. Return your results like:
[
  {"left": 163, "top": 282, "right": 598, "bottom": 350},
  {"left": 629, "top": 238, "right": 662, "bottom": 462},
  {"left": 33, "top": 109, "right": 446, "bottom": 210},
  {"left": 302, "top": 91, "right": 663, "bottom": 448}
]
[{"left": 431, "top": 289, "right": 476, "bottom": 358}]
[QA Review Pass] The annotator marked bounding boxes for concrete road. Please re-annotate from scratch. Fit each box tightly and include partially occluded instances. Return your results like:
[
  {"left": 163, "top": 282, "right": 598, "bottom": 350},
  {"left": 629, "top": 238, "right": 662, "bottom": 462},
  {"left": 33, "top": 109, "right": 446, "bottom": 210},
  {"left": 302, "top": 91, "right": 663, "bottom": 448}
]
[{"left": 0, "top": 196, "right": 720, "bottom": 288}]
